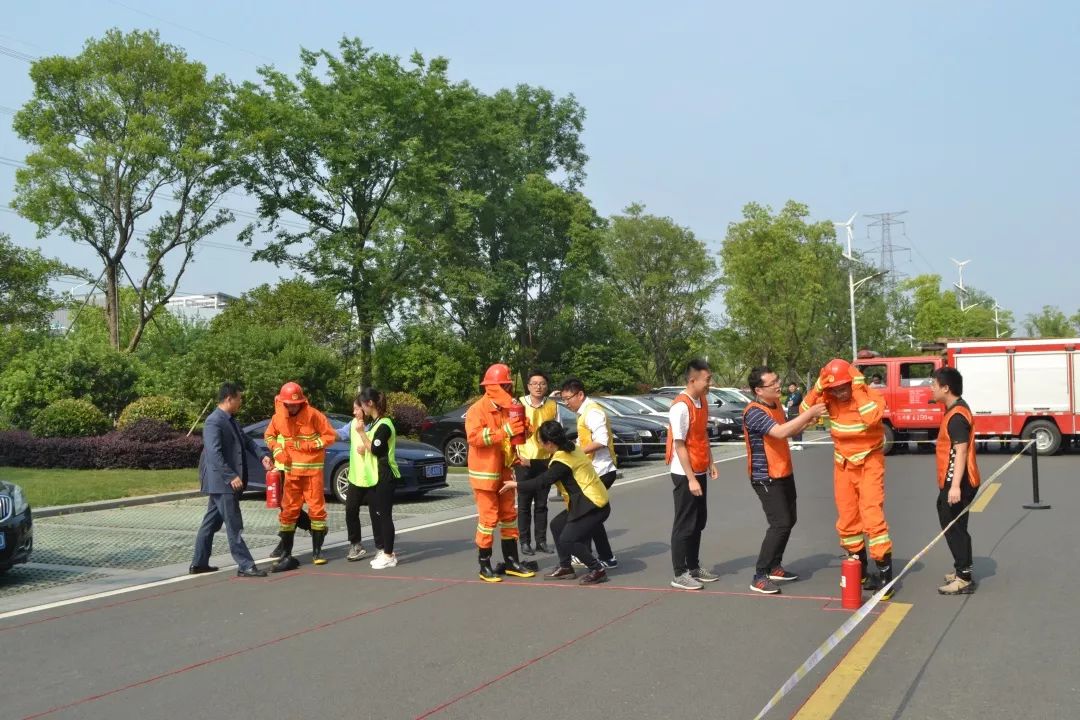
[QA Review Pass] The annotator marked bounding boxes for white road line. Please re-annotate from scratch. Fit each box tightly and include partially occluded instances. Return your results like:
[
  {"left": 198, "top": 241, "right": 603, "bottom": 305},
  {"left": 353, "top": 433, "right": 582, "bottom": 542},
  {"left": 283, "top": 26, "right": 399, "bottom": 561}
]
[{"left": 4, "top": 459, "right": 751, "bottom": 622}]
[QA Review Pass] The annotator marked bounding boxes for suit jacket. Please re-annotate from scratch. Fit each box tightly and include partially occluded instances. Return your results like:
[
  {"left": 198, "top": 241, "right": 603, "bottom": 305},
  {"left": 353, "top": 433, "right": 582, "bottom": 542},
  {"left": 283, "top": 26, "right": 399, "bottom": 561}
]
[{"left": 199, "top": 408, "right": 269, "bottom": 494}]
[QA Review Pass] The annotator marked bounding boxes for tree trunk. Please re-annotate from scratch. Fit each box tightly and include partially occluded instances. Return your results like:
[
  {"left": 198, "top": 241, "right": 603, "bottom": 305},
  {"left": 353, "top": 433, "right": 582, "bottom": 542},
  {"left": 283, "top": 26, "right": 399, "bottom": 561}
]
[
  {"left": 104, "top": 262, "right": 121, "bottom": 351},
  {"left": 359, "top": 324, "right": 374, "bottom": 389}
]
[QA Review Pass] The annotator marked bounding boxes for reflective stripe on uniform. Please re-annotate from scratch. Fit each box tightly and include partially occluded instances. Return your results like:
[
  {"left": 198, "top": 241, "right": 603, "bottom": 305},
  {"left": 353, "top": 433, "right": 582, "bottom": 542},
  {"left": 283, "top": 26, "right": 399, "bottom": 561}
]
[
  {"left": 840, "top": 535, "right": 864, "bottom": 546},
  {"left": 868, "top": 533, "right": 891, "bottom": 547}
]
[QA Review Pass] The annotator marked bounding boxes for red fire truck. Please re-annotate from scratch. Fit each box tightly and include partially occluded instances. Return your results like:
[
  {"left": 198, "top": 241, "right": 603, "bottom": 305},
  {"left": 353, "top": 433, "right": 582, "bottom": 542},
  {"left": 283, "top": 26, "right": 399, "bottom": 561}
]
[{"left": 853, "top": 338, "right": 1080, "bottom": 455}]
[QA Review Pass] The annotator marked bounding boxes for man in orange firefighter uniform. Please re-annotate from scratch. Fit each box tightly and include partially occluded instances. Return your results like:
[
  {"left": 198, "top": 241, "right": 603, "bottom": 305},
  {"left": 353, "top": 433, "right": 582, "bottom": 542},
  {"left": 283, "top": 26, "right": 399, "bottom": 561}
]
[
  {"left": 265, "top": 382, "right": 338, "bottom": 572},
  {"left": 802, "top": 359, "right": 896, "bottom": 597},
  {"left": 465, "top": 363, "right": 537, "bottom": 582}
]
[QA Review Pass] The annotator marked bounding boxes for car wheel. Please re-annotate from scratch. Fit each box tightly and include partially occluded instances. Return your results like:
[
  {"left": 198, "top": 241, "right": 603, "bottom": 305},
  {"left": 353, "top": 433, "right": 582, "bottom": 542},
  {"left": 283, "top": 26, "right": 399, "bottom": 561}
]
[
  {"left": 333, "top": 464, "right": 350, "bottom": 503},
  {"left": 882, "top": 424, "right": 897, "bottom": 455},
  {"left": 1022, "top": 419, "right": 1062, "bottom": 456},
  {"left": 444, "top": 436, "right": 468, "bottom": 467}
]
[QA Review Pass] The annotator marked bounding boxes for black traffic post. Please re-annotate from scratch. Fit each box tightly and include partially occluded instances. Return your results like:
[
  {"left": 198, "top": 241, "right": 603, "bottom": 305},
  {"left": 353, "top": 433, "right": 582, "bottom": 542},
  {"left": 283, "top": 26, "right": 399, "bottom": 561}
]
[{"left": 1022, "top": 440, "right": 1051, "bottom": 510}]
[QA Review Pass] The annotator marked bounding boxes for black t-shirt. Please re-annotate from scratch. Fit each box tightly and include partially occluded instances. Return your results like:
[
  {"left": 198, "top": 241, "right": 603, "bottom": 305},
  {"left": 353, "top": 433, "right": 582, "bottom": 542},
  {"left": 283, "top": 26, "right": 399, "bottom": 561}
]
[{"left": 369, "top": 422, "right": 394, "bottom": 481}]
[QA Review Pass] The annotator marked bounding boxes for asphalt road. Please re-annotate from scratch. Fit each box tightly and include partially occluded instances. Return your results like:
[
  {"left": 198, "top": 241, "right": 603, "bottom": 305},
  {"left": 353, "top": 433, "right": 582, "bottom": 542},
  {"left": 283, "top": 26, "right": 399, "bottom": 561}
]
[{"left": 1, "top": 438, "right": 1077, "bottom": 720}]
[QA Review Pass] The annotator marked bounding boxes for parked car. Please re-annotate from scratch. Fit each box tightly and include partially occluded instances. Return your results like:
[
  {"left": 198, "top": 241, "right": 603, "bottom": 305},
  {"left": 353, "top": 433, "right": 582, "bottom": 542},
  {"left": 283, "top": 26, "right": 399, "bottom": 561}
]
[
  {"left": 420, "top": 402, "right": 646, "bottom": 467},
  {"left": 610, "top": 394, "right": 725, "bottom": 441},
  {"left": 242, "top": 414, "right": 448, "bottom": 503},
  {"left": 653, "top": 386, "right": 750, "bottom": 409},
  {"left": 650, "top": 390, "right": 744, "bottom": 441},
  {"left": 582, "top": 397, "right": 669, "bottom": 457},
  {"left": 0, "top": 480, "right": 33, "bottom": 574}
]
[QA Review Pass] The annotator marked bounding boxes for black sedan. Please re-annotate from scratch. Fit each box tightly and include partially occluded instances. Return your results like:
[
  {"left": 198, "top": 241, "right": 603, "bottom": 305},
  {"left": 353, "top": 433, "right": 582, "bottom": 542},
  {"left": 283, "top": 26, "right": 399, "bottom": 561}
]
[
  {"left": 0, "top": 480, "right": 33, "bottom": 574},
  {"left": 242, "top": 414, "right": 449, "bottom": 503},
  {"left": 420, "top": 403, "right": 646, "bottom": 467}
]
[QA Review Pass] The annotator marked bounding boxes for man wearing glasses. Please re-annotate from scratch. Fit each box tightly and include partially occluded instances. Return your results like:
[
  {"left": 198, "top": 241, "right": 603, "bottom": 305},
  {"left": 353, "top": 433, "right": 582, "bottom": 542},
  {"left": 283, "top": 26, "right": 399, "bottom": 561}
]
[{"left": 516, "top": 369, "right": 558, "bottom": 555}]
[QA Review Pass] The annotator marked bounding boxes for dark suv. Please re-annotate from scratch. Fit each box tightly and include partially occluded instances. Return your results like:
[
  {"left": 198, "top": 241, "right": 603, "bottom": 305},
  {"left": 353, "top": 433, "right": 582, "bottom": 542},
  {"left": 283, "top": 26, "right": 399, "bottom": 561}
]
[{"left": 0, "top": 480, "right": 33, "bottom": 574}]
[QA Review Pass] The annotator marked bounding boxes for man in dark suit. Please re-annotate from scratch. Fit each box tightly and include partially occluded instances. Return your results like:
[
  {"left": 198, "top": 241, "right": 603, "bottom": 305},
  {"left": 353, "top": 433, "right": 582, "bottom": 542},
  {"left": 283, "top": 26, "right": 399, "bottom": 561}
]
[{"left": 191, "top": 382, "right": 274, "bottom": 578}]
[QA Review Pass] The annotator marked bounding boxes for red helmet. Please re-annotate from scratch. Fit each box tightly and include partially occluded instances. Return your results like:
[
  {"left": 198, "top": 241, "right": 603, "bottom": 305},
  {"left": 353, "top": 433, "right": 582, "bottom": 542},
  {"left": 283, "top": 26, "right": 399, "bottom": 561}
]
[
  {"left": 480, "top": 363, "right": 513, "bottom": 387},
  {"left": 819, "top": 359, "right": 853, "bottom": 389},
  {"left": 276, "top": 381, "right": 308, "bottom": 404}
]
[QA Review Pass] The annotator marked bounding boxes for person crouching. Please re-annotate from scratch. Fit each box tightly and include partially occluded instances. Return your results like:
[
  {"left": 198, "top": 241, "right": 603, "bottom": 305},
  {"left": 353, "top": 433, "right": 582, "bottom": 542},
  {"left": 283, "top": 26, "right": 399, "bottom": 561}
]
[{"left": 501, "top": 421, "right": 611, "bottom": 585}]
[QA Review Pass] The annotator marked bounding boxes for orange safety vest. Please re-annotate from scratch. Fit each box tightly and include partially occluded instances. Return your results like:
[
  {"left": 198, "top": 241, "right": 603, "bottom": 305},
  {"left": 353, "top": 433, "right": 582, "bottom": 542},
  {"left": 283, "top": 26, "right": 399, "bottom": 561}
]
[
  {"left": 264, "top": 401, "right": 338, "bottom": 477},
  {"left": 742, "top": 401, "right": 793, "bottom": 479},
  {"left": 665, "top": 392, "right": 711, "bottom": 474},
  {"left": 936, "top": 401, "right": 981, "bottom": 489},
  {"left": 465, "top": 396, "right": 514, "bottom": 489},
  {"left": 802, "top": 371, "right": 886, "bottom": 466}
]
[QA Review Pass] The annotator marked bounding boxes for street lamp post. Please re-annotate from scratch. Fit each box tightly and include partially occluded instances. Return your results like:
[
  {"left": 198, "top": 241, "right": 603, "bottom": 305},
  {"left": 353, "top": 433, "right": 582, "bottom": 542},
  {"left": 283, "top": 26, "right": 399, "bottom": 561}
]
[{"left": 835, "top": 213, "right": 887, "bottom": 360}]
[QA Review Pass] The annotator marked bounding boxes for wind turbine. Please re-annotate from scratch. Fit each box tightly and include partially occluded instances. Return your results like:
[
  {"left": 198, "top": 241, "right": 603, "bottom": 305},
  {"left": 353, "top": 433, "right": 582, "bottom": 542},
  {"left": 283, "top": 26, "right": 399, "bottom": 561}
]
[
  {"left": 834, "top": 213, "right": 883, "bottom": 359},
  {"left": 951, "top": 258, "right": 977, "bottom": 311}
]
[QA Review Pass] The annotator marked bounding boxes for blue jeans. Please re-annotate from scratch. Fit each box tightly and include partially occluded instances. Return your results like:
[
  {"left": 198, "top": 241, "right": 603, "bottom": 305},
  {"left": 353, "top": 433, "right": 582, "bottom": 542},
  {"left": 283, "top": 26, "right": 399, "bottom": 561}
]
[{"left": 192, "top": 493, "right": 255, "bottom": 571}]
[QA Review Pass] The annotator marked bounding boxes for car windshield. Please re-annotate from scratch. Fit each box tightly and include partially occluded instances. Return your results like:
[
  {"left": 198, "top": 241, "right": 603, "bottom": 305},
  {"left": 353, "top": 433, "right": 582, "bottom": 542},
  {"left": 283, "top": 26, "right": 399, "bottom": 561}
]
[
  {"left": 635, "top": 396, "right": 671, "bottom": 411},
  {"left": 713, "top": 390, "right": 748, "bottom": 405},
  {"left": 327, "top": 413, "right": 352, "bottom": 429},
  {"left": 600, "top": 397, "right": 641, "bottom": 415}
]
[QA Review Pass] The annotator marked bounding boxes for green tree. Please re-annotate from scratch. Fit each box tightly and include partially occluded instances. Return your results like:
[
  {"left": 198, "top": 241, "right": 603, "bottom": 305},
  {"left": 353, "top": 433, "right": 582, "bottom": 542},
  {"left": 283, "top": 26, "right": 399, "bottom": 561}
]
[
  {"left": 12, "top": 29, "right": 235, "bottom": 351},
  {"left": 0, "top": 233, "right": 73, "bottom": 328},
  {"left": 604, "top": 204, "right": 719, "bottom": 384},
  {"left": 903, "top": 275, "right": 1010, "bottom": 341},
  {"left": 421, "top": 86, "right": 592, "bottom": 372},
  {"left": 720, "top": 201, "right": 860, "bottom": 379},
  {"left": 1025, "top": 305, "right": 1072, "bottom": 338},
  {"left": 227, "top": 38, "right": 473, "bottom": 387},
  {"left": 373, "top": 321, "right": 480, "bottom": 412},
  {"left": 211, "top": 278, "right": 351, "bottom": 348}
]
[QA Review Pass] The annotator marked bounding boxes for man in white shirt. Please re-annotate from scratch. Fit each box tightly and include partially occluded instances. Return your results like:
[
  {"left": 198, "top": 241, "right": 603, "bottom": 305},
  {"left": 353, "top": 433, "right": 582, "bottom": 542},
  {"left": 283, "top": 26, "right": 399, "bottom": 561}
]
[{"left": 560, "top": 378, "right": 617, "bottom": 569}]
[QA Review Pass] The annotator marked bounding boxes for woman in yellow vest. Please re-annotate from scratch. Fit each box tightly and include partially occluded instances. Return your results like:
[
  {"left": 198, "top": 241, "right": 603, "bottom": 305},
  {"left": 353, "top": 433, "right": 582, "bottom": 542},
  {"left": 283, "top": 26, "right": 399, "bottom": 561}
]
[
  {"left": 501, "top": 420, "right": 611, "bottom": 585},
  {"left": 516, "top": 369, "right": 559, "bottom": 555},
  {"left": 338, "top": 388, "right": 401, "bottom": 569}
]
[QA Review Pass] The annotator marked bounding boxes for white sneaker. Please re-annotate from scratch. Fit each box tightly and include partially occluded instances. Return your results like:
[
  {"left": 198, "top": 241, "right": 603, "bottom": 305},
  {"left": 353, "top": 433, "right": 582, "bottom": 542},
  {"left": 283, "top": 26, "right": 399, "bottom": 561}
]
[
  {"left": 791, "top": 443, "right": 803, "bottom": 451},
  {"left": 369, "top": 550, "right": 386, "bottom": 568},
  {"left": 371, "top": 552, "right": 397, "bottom": 570},
  {"left": 570, "top": 555, "right": 586, "bottom": 567}
]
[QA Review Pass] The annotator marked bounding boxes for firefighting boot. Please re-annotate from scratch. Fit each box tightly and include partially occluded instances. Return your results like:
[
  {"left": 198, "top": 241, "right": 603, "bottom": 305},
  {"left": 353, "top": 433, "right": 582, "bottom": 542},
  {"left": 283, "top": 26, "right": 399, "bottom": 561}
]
[
  {"left": 501, "top": 539, "right": 536, "bottom": 579},
  {"left": 850, "top": 552, "right": 870, "bottom": 588},
  {"left": 478, "top": 548, "right": 502, "bottom": 583},
  {"left": 311, "top": 529, "right": 328, "bottom": 566},
  {"left": 271, "top": 531, "right": 300, "bottom": 573},
  {"left": 296, "top": 509, "right": 311, "bottom": 533},
  {"left": 876, "top": 554, "right": 896, "bottom": 600}
]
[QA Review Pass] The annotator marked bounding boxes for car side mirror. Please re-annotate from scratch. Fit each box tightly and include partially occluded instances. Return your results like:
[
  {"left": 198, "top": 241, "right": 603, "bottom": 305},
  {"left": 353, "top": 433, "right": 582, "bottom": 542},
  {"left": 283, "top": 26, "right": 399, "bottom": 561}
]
[{"left": 715, "top": 400, "right": 723, "bottom": 407}]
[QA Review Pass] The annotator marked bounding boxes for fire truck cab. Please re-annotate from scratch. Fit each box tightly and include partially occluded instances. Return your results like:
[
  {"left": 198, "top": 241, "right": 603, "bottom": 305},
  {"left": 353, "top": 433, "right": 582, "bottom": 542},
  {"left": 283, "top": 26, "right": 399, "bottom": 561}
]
[{"left": 853, "top": 339, "right": 1080, "bottom": 455}]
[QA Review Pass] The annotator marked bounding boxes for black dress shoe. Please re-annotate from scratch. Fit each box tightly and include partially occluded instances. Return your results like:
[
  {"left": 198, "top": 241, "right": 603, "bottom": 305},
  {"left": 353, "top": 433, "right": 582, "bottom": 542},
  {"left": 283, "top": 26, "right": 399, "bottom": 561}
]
[
  {"left": 545, "top": 566, "right": 576, "bottom": 580},
  {"left": 535, "top": 542, "right": 551, "bottom": 554},
  {"left": 188, "top": 565, "right": 219, "bottom": 575},
  {"left": 520, "top": 542, "right": 535, "bottom": 556},
  {"left": 579, "top": 568, "right": 608, "bottom": 585},
  {"left": 236, "top": 566, "right": 268, "bottom": 578}
]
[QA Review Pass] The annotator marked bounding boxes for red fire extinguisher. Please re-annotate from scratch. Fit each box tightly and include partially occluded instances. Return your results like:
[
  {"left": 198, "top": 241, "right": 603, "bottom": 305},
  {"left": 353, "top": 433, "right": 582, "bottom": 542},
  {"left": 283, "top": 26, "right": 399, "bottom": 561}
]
[
  {"left": 508, "top": 400, "right": 527, "bottom": 446},
  {"left": 265, "top": 469, "right": 283, "bottom": 509},
  {"left": 841, "top": 556, "right": 863, "bottom": 609}
]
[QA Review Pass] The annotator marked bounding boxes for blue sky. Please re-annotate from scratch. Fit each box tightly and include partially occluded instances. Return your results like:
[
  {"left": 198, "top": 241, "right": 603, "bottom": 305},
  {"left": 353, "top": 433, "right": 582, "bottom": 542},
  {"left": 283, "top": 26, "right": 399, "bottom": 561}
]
[{"left": 1, "top": 1, "right": 1076, "bottom": 323}]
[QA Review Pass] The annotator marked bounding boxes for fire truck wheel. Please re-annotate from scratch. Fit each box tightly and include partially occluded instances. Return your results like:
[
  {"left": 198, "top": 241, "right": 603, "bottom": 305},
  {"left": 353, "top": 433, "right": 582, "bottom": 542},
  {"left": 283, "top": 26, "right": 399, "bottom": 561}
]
[
  {"left": 882, "top": 423, "right": 897, "bottom": 455},
  {"left": 1022, "top": 419, "right": 1062, "bottom": 456}
]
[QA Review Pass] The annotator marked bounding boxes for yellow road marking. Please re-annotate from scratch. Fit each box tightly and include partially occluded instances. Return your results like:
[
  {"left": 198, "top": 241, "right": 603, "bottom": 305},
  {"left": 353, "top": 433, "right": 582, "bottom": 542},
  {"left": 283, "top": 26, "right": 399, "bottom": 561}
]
[
  {"left": 969, "top": 483, "right": 1000, "bottom": 513},
  {"left": 793, "top": 602, "right": 912, "bottom": 719}
]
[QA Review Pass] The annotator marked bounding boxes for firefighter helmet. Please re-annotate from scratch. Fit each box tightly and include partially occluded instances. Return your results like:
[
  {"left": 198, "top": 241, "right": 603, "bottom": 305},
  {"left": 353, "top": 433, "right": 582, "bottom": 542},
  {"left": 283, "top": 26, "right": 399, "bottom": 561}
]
[
  {"left": 480, "top": 363, "right": 513, "bottom": 387},
  {"left": 276, "top": 381, "right": 308, "bottom": 404},
  {"left": 819, "top": 359, "right": 853, "bottom": 389}
]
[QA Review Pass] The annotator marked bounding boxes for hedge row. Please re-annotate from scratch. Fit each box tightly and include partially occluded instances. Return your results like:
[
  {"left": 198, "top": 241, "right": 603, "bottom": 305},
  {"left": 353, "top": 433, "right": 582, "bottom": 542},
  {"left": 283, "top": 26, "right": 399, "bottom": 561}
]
[{"left": 0, "top": 421, "right": 202, "bottom": 470}]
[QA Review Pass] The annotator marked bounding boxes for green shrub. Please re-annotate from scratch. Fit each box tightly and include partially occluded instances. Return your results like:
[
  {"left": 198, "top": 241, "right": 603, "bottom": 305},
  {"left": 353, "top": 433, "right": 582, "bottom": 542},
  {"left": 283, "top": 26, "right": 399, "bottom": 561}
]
[
  {"left": 117, "top": 396, "right": 197, "bottom": 431},
  {"left": 30, "top": 398, "right": 112, "bottom": 438},
  {"left": 385, "top": 391, "right": 429, "bottom": 436}
]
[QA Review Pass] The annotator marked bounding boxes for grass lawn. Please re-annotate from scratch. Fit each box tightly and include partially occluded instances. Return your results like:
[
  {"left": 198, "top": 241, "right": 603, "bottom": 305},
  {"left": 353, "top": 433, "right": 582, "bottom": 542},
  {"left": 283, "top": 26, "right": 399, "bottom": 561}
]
[{"left": 0, "top": 467, "right": 198, "bottom": 509}]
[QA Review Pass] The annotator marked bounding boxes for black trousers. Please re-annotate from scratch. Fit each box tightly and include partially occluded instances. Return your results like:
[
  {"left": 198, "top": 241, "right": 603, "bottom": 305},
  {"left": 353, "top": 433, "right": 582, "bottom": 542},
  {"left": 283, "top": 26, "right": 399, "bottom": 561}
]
[
  {"left": 345, "top": 478, "right": 396, "bottom": 554},
  {"left": 516, "top": 459, "right": 550, "bottom": 544},
  {"left": 752, "top": 475, "right": 797, "bottom": 576},
  {"left": 937, "top": 479, "right": 977, "bottom": 576},
  {"left": 552, "top": 505, "right": 611, "bottom": 571},
  {"left": 583, "top": 470, "right": 616, "bottom": 561},
  {"left": 671, "top": 472, "right": 708, "bottom": 575}
]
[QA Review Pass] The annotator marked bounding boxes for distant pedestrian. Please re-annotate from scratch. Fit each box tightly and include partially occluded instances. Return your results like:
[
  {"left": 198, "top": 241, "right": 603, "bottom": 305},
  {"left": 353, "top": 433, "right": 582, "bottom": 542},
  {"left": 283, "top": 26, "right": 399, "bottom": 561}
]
[
  {"left": 664, "top": 358, "right": 720, "bottom": 590},
  {"left": 930, "top": 367, "right": 981, "bottom": 595},
  {"left": 191, "top": 382, "right": 272, "bottom": 578},
  {"left": 516, "top": 370, "right": 558, "bottom": 555},
  {"left": 501, "top": 421, "right": 611, "bottom": 585},
  {"left": 785, "top": 382, "right": 805, "bottom": 450},
  {"left": 744, "top": 368, "right": 827, "bottom": 594},
  {"left": 339, "top": 388, "right": 401, "bottom": 569}
]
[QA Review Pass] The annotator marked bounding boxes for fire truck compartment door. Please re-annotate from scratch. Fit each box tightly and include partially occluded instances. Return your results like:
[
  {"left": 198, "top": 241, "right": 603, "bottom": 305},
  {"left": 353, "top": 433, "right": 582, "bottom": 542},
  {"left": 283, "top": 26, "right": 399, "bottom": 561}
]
[
  {"left": 954, "top": 354, "right": 1010, "bottom": 415},
  {"left": 1013, "top": 352, "right": 1070, "bottom": 412}
]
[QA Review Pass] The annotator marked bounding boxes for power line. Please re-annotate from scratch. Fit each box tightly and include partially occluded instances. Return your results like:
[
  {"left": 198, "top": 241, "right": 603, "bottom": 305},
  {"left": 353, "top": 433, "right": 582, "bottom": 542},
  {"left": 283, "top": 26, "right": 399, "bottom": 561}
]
[
  {"left": 0, "top": 43, "right": 37, "bottom": 63},
  {"left": 107, "top": 0, "right": 274, "bottom": 63}
]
